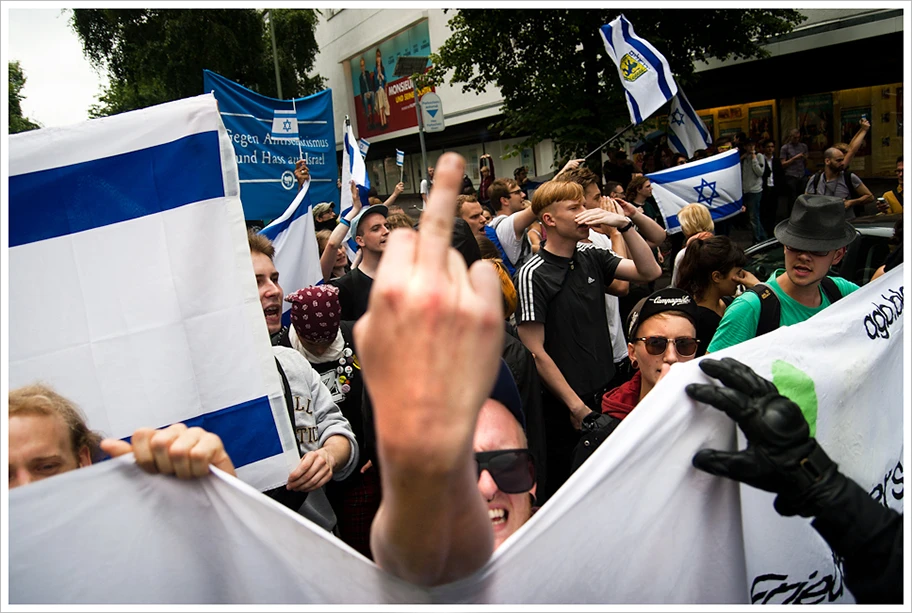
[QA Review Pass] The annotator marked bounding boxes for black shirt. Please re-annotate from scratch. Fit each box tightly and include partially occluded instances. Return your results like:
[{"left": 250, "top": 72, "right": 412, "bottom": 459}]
[
  {"left": 330, "top": 268, "right": 373, "bottom": 321},
  {"left": 514, "top": 243, "right": 621, "bottom": 400},
  {"left": 694, "top": 306, "right": 722, "bottom": 358}
]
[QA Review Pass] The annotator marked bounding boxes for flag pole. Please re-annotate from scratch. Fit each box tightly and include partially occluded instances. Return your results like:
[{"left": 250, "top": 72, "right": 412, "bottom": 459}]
[
  {"left": 292, "top": 96, "right": 303, "bottom": 162},
  {"left": 584, "top": 123, "right": 636, "bottom": 160}
]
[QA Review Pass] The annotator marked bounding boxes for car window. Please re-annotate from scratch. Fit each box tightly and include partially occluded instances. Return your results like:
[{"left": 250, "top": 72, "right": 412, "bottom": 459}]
[
  {"left": 839, "top": 234, "right": 892, "bottom": 285},
  {"left": 744, "top": 244, "right": 783, "bottom": 283}
]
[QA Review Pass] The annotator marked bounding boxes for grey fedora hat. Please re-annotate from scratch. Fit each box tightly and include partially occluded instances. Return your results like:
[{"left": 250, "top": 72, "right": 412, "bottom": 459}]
[{"left": 774, "top": 194, "right": 856, "bottom": 252}]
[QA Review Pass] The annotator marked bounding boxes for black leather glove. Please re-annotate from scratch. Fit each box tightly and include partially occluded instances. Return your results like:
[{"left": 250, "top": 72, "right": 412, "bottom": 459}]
[{"left": 686, "top": 357, "right": 847, "bottom": 518}]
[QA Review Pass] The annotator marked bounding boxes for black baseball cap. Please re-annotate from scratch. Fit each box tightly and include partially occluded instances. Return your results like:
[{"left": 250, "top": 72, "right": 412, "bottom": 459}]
[{"left": 626, "top": 288, "right": 699, "bottom": 339}]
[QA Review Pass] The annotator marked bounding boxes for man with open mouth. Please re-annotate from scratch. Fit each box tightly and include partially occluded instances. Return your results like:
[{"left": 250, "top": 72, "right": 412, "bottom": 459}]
[{"left": 708, "top": 194, "right": 860, "bottom": 352}]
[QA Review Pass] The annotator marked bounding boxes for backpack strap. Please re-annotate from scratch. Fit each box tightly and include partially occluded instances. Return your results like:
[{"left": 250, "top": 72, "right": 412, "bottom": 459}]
[
  {"left": 843, "top": 170, "right": 859, "bottom": 201},
  {"left": 484, "top": 220, "right": 518, "bottom": 276},
  {"left": 263, "top": 356, "right": 310, "bottom": 510},
  {"left": 747, "top": 283, "right": 782, "bottom": 338},
  {"left": 820, "top": 276, "right": 843, "bottom": 305},
  {"left": 811, "top": 171, "right": 823, "bottom": 194}
]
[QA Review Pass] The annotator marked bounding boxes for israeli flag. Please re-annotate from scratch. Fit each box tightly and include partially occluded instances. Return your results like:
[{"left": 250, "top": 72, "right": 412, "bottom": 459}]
[
  {"left": 8, "top": 94, "right": 300, "bottom": 491},
  {"left": 600, "top": 15, "right": 678, "bottom": 125},
  {"left": 270, "top": 109, "right": 298, "bottom": 139},
  {"left": 646, "top": 149, "right": 743, "bottom": 233},
  {"left": 396, "top": 149, "right": 405, "bottom": 167},
  {"left": 359, "top": 137, "right": 370, "bottom": 157},
  {"left": 260, "top": 180, "right": 324, "bottom": 323},
  {"left": 667, "top": 86, "right": 712, "bottom": 158},
  {"left": 340, "top": 120, "right": 371, "bottom": 259}
]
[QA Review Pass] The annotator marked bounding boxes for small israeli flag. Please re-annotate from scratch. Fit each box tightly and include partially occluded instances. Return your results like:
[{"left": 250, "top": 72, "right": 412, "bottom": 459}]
[
  {"left": 396, "top": 149, "right": 405, "bottom": 166},
  {"left": 646, "top": 149, "right": 743, "bottom": 233},
  {"left": 359, "top": 137, "right": 370, "bottom": 157},
  {"left": 600, "top": 15, "right": 678, "bottom": 125},
  {"left": 270, "top": 109, "right": 298, "bottom": 139},
  {"left": 667, "top": 85, "right": 712, "bottom": 158}
]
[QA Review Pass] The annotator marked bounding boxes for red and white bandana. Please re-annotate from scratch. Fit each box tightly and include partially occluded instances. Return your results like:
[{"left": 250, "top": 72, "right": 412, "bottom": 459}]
[{"left": 285, "top": 285, "right": 341, "bottom": 344}]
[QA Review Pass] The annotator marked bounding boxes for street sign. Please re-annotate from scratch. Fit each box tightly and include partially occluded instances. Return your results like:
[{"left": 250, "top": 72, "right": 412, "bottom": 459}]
[{"left": 420, "top": 92, "right": 445, "bottom": 133}]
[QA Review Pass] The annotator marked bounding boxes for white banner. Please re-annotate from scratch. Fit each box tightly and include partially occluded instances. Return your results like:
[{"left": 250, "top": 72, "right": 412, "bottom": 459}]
[
  {"left": 8, "top": 95, "right": 299, "bottom": 491},
  {"left": 8, "top": 267, "right": 904, "bottom": 604}
]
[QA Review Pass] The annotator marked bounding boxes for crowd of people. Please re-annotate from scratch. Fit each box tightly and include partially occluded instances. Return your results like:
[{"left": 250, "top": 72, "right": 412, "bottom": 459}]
[{"left": 9, "top": 127, "right": 904, "bottom": 602}]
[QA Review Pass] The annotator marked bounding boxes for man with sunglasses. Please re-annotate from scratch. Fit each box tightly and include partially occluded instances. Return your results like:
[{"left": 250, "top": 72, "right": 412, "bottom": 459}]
[
  {"left": 475, "top": 360, "right": 537, "bottom": 551},
  {"left": 708, "top": 195, "right": 859, "bottom": 353}
]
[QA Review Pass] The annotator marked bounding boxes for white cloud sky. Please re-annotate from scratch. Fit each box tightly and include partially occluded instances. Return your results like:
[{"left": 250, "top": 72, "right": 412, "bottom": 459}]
[{"left": 7, "top": 7, "right": 108, "bottom": 128}]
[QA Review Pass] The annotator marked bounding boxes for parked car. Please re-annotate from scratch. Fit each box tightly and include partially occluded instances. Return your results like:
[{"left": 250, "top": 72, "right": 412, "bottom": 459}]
[{"left": 743, "top": 214, "right": 900, "bottom": 286}]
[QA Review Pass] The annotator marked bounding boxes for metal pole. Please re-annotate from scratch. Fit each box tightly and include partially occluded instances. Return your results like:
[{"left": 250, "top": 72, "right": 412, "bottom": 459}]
[
  {"left": 268, "top": 11, "right": 283, "bottom": 100},
  {"left": 584, "top": 123, "right": 637, "bottom": 160},
  {"left": 411, "top": 76, "right": 429, "bottom": 209}
]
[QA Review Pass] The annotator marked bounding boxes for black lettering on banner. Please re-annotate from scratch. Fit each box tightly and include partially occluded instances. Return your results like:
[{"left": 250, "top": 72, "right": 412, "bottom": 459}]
[
  {"left": 750, "top": 552, "right": 844, "bottom": 604},
  {"left": 863, "top": 287, "right": 904, "bottom": 340},
  {"left": 872, "top": 459, "right": 904, "bottom": 507}
]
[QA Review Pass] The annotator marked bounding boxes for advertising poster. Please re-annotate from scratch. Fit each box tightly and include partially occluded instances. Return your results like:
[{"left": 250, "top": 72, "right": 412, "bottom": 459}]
[
  {"left": 719, "top": 125, "right": 742, "bottom": 140},
  {"left": 797, "top": 93, "right": 834, "bottom": 153},
  {"left": 748, "top": 105, "right": 773, "bottom": 142},
  {"left": 840, "top": 106, "right": 872, "bottom": 157},
  {"left": 700, "top": 114, "right": 714, "bottom": 139},
  {"left": 350, "top": 21, "right": 434, "bottom": 139}
]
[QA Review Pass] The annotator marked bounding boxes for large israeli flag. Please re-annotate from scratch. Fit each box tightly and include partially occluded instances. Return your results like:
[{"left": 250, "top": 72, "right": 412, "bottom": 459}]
[
  {"left": 667, "top": 85, "right": 712, "bottom": 158},
  {"left": 260, "top": 180, "right": 324, "bottom": 322},
  {"left": 647, "top": 149, "right": 743, "bottom": 233},
  {"left": 600, "top": 15, "right": 678, "bottom": 125},
  {"left": 8, "top": 94, "right": 300, "bottom": 492}
]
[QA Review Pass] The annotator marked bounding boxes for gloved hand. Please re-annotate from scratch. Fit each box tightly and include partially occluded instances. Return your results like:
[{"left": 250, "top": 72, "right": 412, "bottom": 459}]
[{"left": 686, "top": 357, "right": 847, "bottom": 517}]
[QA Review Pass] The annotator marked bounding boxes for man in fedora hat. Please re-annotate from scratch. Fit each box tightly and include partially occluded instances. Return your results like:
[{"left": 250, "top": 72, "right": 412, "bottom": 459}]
[{"left": 708, "top": 194, "right": 860, "bottom": 352}]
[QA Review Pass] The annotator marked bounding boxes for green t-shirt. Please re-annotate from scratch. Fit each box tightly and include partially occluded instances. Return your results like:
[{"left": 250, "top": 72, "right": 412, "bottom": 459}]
[{"left": 707, "top": 270, "right": 860, "bottom": 353}]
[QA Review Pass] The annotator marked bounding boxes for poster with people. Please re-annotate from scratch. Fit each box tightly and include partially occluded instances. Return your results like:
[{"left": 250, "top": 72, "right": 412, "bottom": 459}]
[
  {"left": 748, "top": 105, "right": 773, "bottom": 142},
  {"left": 349, "top": 21, "right": 434, "bottom": 139},
  {"left": 797, "top": 93, "right": 834, "bottom": 153},
  {"left": 840, "top": 107, "right": 872, "bottom": 157},
  {"left": 699, "top": 114, "right": 715, "bottom": 140}
]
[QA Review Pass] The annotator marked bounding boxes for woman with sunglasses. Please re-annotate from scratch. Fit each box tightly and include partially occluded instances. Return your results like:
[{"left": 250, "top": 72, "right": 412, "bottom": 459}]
[
  {"left": 600, "top": 288, "right": 700, "bottom": 420},
  {"left": 675, "top": 235, "right": 759, "bottom": 357}
]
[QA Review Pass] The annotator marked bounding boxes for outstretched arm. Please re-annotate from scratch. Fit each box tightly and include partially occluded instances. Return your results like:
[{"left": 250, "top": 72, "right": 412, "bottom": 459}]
[
  {"left": 842, "top": 117, "right": 870, "bottom": 169},
  {"left": 357, "top": 153, "right": 503, "bottom": 586},
  {"left": 320, "top": 182, "right": 361, "bottom": 282},
  {"left": 383, "top": 182, "right": 405, "bottom": 208}
]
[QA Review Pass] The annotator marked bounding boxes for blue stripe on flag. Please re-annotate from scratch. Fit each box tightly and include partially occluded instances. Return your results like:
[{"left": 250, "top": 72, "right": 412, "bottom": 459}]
[
  {"left": 678, "top": 92, "right": 709, "bottom": 144},
  {"left": 626, "top": 91, "right": 643, "bottom": 125},
  {"left": 117, "top": 395, "right": 283, "bottom": 469},
  {"left": 647, "top": 151, "right": 739, "bottom": 184},
  {"left": 667, "top": 132, "right": 688, "bottom": 158},
  {"left": 260, "top": 190, "right": 311, "bottom": 242},
  {"left": 600, "top": 24, "right": 617, "bottom": 53},
  {"left": 665, "top": 199, "right": 744, "bottom": 231},
  {"left": 10, "top": 131, "right": 224, "bottom": 248},
  {"left": 620, "top": 17, "right": 674, "bottom": 101}
]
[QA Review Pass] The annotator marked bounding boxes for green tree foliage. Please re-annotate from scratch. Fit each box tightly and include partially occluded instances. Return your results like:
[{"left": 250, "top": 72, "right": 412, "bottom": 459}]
[
  {"left": 9, "top": 61, "right": 41, "bottom": 133},
  {"left": 427, "top": 9, "right": 805, "bottom": 165},
  {"left": 71, "top": 9, "right": 324, "bottom": 118}
]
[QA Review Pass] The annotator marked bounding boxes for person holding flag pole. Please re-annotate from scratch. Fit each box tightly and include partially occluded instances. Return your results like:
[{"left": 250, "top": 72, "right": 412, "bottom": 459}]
[{"left": 396, "top": 149, "right": 405, "bottom": 184}]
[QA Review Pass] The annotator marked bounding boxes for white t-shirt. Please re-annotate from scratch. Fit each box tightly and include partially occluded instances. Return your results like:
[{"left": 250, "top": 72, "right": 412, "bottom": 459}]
[
  {"left": 492, "top": 213, "right": 528, "bottom": 266},
  {"left": 420, "top": 178, "right": 432, "bottom": 196},
  {"left": 587, "top": 230, "right": 627, "bottom": 364}
]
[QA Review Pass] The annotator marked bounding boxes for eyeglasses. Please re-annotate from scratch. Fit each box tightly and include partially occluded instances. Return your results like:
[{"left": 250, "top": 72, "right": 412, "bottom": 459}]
[
  {"left": 633, "top": 337, "right": 699, "bottom": 356},
  {"left": 475, "top": 449, "right": 535, "bottom": 494},
  {"left": 785, "top": 245, "right": 831, "bottom": 258},
  {"left": 509, "top": 189, "right": 523, "bottom": 195}
]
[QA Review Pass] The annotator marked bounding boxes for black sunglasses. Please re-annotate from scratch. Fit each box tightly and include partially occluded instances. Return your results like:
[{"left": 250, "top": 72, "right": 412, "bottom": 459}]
[
  {"left": 475, "top": 449, "right": 535, "bottom": 494},
  {"left": 785, "top": 244, "right": 831, "bottom": 258},
  {"left": 633, "top": 336, "right": 699, "bottom": 357}
]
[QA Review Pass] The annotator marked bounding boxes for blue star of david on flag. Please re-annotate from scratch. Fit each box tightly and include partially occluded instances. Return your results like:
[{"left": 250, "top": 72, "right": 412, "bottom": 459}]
[
  {"left": 642, "top": 150, "right": 743, "bottom": 234},
  {"left": 670, "top": 108, "right": 686, "bottom": 126},
  {"left": 694, "top": 178, "right": 719, "bottom": 207},
  {"left": 270, "top": 109, "right": 298, "bottom": 140}
]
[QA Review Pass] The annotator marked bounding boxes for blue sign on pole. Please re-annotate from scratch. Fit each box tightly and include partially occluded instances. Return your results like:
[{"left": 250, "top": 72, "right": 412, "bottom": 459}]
[{"left": 203, "top": 70, "right": 337, "bottom": 223}]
